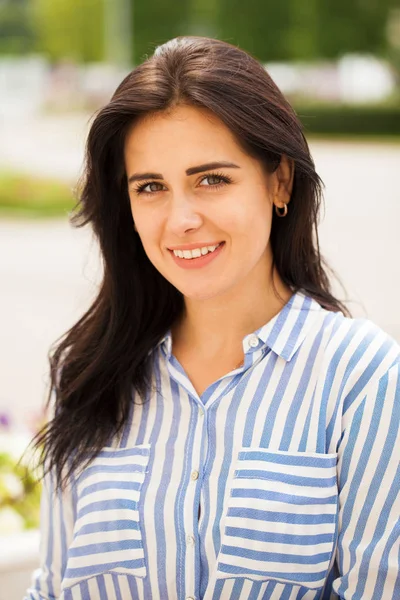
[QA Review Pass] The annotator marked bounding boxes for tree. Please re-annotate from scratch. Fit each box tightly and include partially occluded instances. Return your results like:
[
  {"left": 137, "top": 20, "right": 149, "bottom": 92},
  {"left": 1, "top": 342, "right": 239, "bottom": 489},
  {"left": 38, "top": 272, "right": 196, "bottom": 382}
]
[
  {"left": 215, "top": 0, "right": 292, "bottom": 62},
  {"left": 31, "top": 0, "right": 104, "bottom": 63},
  {"left": 215, "top": 0, "right": 395, "bottom": 62},
  {"left": 0, "top": 0, "right": 34, "bottom": 55},
  {"left": 316, "top": 0, "right": 396, "bottom": 59},
  {"left": 133, "top": 0, "right": 190, "bottom": 64}
]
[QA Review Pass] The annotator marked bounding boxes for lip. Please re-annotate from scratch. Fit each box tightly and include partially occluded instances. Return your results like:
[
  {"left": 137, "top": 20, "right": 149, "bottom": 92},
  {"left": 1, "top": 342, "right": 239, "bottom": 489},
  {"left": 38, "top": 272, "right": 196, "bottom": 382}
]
[{"left": 167, "top": 241, "right": 224, "bottom": 251}]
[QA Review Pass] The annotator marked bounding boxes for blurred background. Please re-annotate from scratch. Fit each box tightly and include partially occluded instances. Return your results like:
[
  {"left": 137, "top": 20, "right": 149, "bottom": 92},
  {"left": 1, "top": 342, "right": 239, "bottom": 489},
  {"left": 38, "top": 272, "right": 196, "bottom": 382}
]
[{"left": 0, "top": 0, "right": 399, "bottom": 597}]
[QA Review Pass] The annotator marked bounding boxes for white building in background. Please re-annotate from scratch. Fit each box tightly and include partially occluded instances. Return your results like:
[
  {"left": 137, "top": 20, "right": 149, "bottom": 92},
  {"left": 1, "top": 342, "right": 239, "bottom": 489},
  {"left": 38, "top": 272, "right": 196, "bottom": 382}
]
[
  {"left": 0, "top": 56, "right": 48, "bottom": 120},
  {"left": 337, "top": 55, "right": 395, "bottom": 103},
  {"left": 0, "top": 56, "right": 130, "bottom": 120},
  {"left": 266, "top": 54, "right": 396, "bottom": 104},
  {"left": 0, "top": 52, "right": 396, "bottom": 121}
]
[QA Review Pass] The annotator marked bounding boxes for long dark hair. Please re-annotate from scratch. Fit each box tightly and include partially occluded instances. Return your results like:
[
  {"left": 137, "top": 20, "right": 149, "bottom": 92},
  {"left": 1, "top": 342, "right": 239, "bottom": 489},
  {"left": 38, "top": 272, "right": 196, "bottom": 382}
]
[{"left": 33, "top": 36, "right": 349, "bottom": 488}]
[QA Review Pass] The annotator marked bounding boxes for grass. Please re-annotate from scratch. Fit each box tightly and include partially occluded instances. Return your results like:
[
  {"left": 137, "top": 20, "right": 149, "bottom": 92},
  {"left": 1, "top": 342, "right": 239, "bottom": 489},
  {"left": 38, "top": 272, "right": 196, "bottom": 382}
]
[{"left": 0, "top": 171, "right": 78, "bottom": 218}]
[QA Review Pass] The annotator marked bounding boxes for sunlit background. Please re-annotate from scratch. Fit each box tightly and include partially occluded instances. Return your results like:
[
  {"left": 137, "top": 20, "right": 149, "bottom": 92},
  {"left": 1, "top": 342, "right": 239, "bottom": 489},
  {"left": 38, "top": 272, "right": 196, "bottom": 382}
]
[{"left": 0, "top": 1, "right": 399, "bottom": 597}]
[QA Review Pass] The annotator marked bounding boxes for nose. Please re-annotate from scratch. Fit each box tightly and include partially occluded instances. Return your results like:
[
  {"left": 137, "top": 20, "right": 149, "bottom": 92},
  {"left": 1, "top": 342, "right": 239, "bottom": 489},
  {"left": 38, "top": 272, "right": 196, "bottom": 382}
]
[{"left": 165, "top": 195, "right": 203, "bottom": 236}]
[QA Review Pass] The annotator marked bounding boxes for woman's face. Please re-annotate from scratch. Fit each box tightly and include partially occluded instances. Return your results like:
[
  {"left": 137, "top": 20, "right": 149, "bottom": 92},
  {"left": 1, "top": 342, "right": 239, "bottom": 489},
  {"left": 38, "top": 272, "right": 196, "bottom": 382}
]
[{"left": 124, "top": 104, "right": 287, "bottom": 302}]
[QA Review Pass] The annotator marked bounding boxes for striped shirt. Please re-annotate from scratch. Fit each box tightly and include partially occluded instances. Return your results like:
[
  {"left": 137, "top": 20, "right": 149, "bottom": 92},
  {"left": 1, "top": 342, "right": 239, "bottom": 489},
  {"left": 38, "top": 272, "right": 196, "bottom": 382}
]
[{"left": 25, "top": 291, "right": 400, "bottom": 600}]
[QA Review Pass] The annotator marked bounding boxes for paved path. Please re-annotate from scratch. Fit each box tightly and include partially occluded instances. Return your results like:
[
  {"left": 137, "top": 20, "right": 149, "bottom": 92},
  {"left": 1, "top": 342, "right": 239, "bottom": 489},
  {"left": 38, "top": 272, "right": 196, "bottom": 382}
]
[
  {"left": 1, "top": 115, "right": 399, "bottom": 427},
  {"left": 0, "top": 219, "right": 101, "bottom": 429}
]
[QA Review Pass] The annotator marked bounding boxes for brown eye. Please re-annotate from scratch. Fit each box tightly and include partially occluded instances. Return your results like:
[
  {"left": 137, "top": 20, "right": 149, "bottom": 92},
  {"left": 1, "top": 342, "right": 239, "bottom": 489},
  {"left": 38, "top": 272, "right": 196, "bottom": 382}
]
[
  {"left": 199, "top": 173, "right": 232, "bottom": 187},
  {"left": 202, "top": 175, "right": 223, "bottom": 186},
  {"left": 135, "top": 181, "right": 165, "bottom": 195},
  {"left": 210, "top": 175, "right": 222, "bottom": 185},
  {"left": 143, "top": 182, "right": 164, "bottom": 193}
]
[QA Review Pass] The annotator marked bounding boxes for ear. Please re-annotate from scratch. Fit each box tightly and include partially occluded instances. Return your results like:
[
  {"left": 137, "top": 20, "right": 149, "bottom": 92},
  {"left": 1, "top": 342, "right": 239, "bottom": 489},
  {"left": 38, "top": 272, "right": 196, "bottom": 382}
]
[{"left": 272, "top": 155, "right": 294, "bottom": 208}]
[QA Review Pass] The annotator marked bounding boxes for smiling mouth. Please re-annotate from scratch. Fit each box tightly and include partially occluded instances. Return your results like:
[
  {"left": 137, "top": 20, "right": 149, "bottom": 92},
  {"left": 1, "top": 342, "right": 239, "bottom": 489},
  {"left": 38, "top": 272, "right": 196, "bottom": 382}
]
[{"left": 170, "top": 243, "right": 223, "bottom": 260}]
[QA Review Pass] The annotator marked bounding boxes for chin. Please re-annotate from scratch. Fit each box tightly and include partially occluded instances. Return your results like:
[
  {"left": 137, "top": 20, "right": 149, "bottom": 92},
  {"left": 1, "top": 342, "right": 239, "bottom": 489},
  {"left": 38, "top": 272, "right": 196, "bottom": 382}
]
[{"left": 176, "top": 282, "right": 230, "bottom": 302}]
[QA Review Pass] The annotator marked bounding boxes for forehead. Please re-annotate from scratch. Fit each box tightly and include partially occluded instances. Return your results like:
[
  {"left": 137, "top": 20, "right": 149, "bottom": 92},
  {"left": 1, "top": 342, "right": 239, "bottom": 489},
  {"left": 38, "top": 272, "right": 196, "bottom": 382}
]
[{"left": 123, "top": 104, "right": 246, "bottom": 168}]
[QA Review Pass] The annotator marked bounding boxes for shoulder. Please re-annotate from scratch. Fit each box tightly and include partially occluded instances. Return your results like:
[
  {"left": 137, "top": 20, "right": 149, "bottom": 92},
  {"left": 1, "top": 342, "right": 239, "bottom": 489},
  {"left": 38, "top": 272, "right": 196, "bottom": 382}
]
[
  {"left": 312, "top": 306, "right": 400, "bottom": 411},
  {"left": 321, "top": 309, "right": 400, "bottom": 366},
  {"left": 287, "top": 293, "right": 399, "bottom": 373}
]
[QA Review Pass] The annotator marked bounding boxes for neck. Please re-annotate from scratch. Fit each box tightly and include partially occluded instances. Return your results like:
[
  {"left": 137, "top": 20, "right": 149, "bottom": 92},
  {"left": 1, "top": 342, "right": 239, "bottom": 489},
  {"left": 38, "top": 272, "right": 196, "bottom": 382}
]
[{"left": 172, "top": 267, "right": 293, "bottom": 357}]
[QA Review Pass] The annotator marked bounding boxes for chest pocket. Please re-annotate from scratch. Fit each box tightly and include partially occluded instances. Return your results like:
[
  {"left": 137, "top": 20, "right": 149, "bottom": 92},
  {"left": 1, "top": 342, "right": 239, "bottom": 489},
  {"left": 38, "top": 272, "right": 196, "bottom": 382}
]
[
  {"left": 216, "top": 448, "right": 338, "bottom": 590},
  {"left": 62, "top": 445, "right": 150, "bottom": 592}
]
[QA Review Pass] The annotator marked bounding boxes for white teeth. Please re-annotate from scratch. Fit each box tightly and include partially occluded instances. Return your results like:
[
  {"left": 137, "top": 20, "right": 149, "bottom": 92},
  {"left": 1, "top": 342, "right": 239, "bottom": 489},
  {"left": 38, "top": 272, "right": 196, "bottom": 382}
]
[{"left": 172, "top": 243, "right": 221, "bottom": 259}]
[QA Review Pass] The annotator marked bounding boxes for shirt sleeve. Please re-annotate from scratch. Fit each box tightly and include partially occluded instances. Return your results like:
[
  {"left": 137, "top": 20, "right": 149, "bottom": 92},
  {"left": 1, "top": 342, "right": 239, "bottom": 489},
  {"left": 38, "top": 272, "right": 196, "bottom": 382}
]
[
  {"left": 333, "top": 361, "right": 400, "bottom": 599},
  {"left": 24, "top": 468, "right": 76, "bottom": 600}
]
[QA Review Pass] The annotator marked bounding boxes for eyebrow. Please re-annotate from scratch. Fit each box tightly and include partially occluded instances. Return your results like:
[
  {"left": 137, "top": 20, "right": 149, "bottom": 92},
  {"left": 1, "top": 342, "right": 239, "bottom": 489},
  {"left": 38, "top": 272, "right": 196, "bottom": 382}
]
[{"left": 127, "top": 161, "right": 240, "bottom": 184}]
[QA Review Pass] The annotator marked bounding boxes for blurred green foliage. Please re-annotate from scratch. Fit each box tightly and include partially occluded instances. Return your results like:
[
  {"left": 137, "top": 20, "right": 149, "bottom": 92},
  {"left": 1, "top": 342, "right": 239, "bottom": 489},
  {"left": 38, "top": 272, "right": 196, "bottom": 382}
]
[
  {"left": 0, "top": 451, "right": 41, "bottom": 531},
  {"left": 316, "top": 0, "right": 395, "bottom": 58},
  {"left": 296, "top": 101, "right": 400, "bottom": 137},
  {"left": 0, "top": 0, "right": 398, "bottom": 65},
  {"left": 214, "top": 0, "right": 397, "bottom": 62},
  {"left": 0, "top": 172, "right": 76, "bottom": 217},
  {"left": 134, "top": 0, "right": 190, "bottom": 62},
  {"left": 215, "top": 0, "right": 316, "bottom": 62},
  {"left": 31, "top": 0, "right": 104, "bottom": 62},
  {"left": 136, "top": 0, "right": 400, "bottom": 64},
  {"left": 0, "top": 0, "right": 35, "bottom": 54}
]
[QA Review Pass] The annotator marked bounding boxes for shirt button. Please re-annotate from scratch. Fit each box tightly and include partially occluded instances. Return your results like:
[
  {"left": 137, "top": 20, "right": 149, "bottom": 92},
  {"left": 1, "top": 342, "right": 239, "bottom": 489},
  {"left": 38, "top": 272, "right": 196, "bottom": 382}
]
[
  {"left": 191, "top": 470, "right": 199, "bottom": 481},
  {"left": 186, "top": 534, "right": 195, "bottom": 545},
  {"left": 198, "top": 407, "right": 204, "bottom": 416},
  {"left": 186, "top": 597, "right": 195, "bottom": 600},
  {"left": 249, "top": 334, "right": 259, "bottom": 348}
]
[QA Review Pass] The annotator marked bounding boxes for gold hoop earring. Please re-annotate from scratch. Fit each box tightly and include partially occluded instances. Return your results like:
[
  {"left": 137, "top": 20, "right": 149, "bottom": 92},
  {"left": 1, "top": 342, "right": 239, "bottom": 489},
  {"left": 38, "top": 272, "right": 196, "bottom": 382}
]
[{"left": 275, "top": 204, "right": 288, "bottom": 217}]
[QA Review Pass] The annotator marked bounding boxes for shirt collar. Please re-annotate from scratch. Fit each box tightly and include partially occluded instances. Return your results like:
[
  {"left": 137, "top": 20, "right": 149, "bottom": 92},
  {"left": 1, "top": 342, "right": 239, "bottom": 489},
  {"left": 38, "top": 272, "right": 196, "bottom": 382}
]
[
  {"left": 248, "top": 291, "right": 324, "bottom": 361},
  {"left": 154, "top": 291, "right": 325, "bottom": 362}
]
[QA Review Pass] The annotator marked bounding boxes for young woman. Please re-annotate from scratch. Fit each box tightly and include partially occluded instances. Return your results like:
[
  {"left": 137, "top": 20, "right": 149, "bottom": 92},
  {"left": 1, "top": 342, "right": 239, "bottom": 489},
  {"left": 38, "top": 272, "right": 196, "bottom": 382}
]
[{"left": 26, "top": 37, "right": 400, "bottom": 600}]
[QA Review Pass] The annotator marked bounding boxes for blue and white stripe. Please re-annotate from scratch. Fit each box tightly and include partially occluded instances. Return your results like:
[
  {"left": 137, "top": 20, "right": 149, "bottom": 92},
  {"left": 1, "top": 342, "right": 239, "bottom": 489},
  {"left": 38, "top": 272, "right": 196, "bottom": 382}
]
[
  {"left": 63, "top": 446, "right": 150, "bottom": 589},
  {"left": 25, "top": 291, "right": 400, "bottom": 599},
  {"left": 216, "top": 449, "right": 338, "bottom": 589}
]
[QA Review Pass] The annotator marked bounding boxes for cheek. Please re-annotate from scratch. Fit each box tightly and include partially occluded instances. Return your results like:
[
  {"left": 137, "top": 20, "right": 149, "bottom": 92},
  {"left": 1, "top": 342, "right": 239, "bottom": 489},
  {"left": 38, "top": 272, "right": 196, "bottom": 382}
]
[
  {"left": 241, "top": 216, "right": 273, "bottom": 266},
  {"left": 137, "top": 227, "right": 161, "bottom": 258},
  {"left": 228, "top": 199, "right": 273, "bottom": 244},
  {"left": 137, "top": 233, "right": 169, "bottom": 277},
  {"left": 132, "top": 213, "right": 163, "bottom": 259},
  {"left": 132, "top": 204, "right": 160, "bottom": 240}
]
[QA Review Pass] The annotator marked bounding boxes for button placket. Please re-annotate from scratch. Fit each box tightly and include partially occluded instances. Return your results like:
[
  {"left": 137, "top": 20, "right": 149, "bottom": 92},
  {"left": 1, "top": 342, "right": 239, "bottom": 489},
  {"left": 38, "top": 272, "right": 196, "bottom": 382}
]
[{"left": 183, "top": 400, "right": 204, "bottom": 600}]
